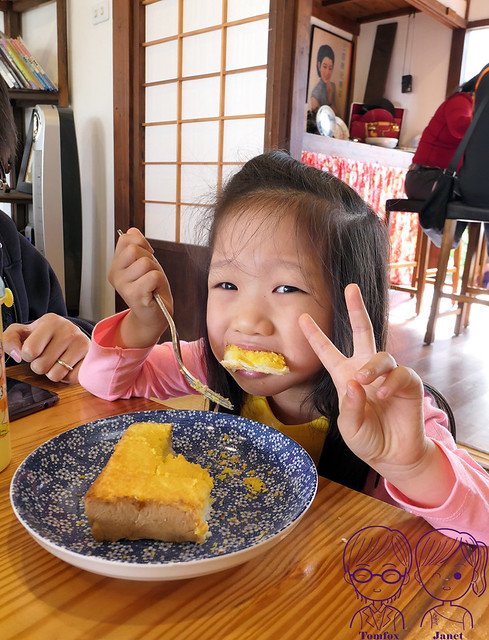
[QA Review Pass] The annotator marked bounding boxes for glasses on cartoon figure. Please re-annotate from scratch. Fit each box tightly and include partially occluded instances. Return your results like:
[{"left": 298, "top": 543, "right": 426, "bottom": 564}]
[{"left": 352, "top": 568, "right": 405, "bottom": 584}]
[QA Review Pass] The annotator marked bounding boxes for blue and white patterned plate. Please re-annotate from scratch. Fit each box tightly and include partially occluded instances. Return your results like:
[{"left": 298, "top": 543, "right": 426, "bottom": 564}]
[{"left": 10, "top": 410, "right": 317, "bottom": 581}]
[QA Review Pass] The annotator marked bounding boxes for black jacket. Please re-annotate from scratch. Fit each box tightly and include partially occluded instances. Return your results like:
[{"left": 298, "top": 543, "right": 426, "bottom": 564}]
[
  {"left": 0, "top": 210, "right": 93, "bottom": 342},
  {"left": 459, "top": 63, "right": 489, "bottom": 206}
]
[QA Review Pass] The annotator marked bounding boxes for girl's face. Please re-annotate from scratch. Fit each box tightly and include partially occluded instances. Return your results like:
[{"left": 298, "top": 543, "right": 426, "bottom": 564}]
[
  {"left": 319, "top": 56, "right": 334, "bottom": 83},
  {"left": 207, "top": 207, "right": 332, "bottom": 420}
]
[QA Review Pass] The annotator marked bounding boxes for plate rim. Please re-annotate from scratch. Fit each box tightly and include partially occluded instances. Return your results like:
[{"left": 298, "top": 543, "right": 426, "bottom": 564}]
[
  {"left": 10, "top": 409, "right": 318, "bottom": 580},
  {"left": 316, "top": 104, "right": 336, "bottom": 136}
]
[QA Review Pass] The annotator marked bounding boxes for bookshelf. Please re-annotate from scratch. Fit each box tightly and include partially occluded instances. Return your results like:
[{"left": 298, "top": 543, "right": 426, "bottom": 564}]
[{"left": 1, "top": 0, "right": 68, "bottom": 228}]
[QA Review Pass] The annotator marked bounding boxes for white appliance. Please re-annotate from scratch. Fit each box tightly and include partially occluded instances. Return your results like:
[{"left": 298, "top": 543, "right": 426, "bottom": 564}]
[{"left": 17, "top": 105, "right": 82, "bottom": 316}]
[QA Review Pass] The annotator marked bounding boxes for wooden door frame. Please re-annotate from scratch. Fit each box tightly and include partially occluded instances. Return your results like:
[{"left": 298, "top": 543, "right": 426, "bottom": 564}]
[{"left": 112, "top": 0, "right": 145, "bottom": 238}]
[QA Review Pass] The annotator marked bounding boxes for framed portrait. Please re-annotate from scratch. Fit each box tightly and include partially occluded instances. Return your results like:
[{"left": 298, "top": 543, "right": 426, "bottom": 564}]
[{"left": 307, "top": 25, "right": 353, "bottom": 122}]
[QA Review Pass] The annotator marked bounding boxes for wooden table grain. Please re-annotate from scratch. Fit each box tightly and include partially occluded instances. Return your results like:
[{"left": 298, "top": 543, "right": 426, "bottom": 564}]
[{"left": 1, "top": 366, "right": 488, "bottom": 639}]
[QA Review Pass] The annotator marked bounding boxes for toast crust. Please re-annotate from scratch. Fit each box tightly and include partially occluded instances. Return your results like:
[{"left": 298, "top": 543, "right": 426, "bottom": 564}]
[{"left": 84, "top": 422, "right": 213, "bottom": 543}]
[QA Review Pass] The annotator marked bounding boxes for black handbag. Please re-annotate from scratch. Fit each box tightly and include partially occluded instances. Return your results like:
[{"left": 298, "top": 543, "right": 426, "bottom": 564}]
[{"left": 420, "top": 94, "right": 489, "bottom": 233}]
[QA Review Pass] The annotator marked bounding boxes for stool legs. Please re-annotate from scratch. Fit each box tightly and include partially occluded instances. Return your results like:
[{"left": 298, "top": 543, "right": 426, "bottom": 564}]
[
  {"left": 415, "top": 231, "right": 429, "bottom": 315},
  {"left": 424, "top": 219, "right": 458, "bottom": 345},
  {"left": 455, "top": 223, "right": 482, "bottom": 335}
]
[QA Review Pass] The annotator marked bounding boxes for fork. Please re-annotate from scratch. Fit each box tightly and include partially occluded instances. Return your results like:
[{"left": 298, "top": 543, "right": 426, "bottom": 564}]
[{"left": 117, "top": 230, "right": 233, "bottom": 410}]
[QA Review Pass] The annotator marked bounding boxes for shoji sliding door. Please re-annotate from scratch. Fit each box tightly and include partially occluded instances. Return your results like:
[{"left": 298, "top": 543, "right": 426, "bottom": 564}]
[{"left": 143, "top": 0, "right": 270, "bottom": 244}]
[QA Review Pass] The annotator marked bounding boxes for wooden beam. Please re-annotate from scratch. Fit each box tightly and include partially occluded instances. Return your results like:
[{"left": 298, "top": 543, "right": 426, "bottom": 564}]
[
  {"left": 358, "top": 9, "right": 419, "bottom": 24},
  {"left": 405, "top": 0, "right": 466, "bottom": 29},
  {"left": 289, "top": 0, "right": 314, "bottom": 159},
  {"left": 446, "top": 28, "right": 465, "bottom": 96},
  {"left": 11, "top": 0, "right": 53, "bottom": 11},
  {"left": 313, "top": 3, "right": 359, "bottom": 36},
  {"left": 320, "top": 0, "right": 350, "bottom": 6},
  {"left": 113, "top": 0, "right": 133, "bottom": 238},
  {"left": 113, "top": 0, "right": 145, "bottom": 239},
  {"left": 3, "top": 3, "right": 21, "bottom": 35},
  {"left": 56, "top": 0, "right": 69, "bottom": 107},
  {"left": 132, "top": 0, "right": 145, "bottom": 233},
  {"left": 265, "top": 0, "right": 296, "bottom": 151},
  {"left": 468, "top": 18, "right": 489, "bottom": 29}
]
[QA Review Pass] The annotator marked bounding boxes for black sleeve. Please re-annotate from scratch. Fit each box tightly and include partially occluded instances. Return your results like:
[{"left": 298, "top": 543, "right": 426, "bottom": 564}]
[
  {"left": 19, "top": 234, "right": 94, "bottom": 336},
  {"left": 0, "top": 211, "right": 93, "bottom": 336}
]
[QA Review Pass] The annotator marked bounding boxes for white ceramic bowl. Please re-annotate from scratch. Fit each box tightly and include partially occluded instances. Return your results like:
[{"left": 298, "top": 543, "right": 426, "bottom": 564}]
[{"left": 365, "top": 137, "right": 398, "bottom": 149}]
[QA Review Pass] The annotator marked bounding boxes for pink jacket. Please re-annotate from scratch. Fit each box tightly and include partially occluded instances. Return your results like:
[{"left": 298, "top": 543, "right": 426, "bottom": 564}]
[{"left": 79, "top": 311, "right": 489, "bottom": 544}]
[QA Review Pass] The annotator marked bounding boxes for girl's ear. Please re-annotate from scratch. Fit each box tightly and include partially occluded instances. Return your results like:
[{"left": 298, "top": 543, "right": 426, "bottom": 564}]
[{"left": 344, "top": 571, "right": 353, "bottom": 585}]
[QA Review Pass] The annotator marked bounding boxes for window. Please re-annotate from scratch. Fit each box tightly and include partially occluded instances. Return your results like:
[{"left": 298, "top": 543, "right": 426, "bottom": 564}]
[
  {"left": 143, "top": 0, "right": 270, "bottom": 244},
  {"left": 461, "top": 27, "right": 489, "bottom": 82}
]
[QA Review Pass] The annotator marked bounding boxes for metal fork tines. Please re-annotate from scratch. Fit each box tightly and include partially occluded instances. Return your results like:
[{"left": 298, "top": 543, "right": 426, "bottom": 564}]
[{"left": 117, "top": 230, "right": 233, "bottom": 410}]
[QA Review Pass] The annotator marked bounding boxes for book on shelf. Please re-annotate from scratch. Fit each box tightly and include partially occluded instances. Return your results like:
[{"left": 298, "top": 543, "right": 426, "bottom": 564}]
[{"left": 0, "top": 34, "right": 57, "bottom": 92}]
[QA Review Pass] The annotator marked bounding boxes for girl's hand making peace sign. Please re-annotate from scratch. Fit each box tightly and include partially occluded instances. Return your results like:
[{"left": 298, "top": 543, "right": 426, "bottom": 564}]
[{"left": 299, "top": 283, "right": 455, "bottom": 508}]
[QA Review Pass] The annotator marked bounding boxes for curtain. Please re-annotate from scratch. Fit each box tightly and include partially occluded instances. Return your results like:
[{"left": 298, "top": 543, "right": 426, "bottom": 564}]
[{"left": 301, "top": 151, "right": 417, "bottom": 285}]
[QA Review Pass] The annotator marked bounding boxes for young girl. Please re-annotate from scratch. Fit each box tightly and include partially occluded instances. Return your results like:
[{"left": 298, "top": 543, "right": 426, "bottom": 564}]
[{"left": 79, "top": 151, "right": 489, "bottom": 543}]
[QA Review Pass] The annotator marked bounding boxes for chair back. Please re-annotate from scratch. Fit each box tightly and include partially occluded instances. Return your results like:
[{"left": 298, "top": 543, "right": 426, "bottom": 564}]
[
  {"left": 153, "top": 240, "right": 209, "bottom": 342},
  {"left": 423, "top": 382, "right": 457, "bottom": 439},
  {"left": 386, "top": 198, "right": 424, "bottom": 214}
]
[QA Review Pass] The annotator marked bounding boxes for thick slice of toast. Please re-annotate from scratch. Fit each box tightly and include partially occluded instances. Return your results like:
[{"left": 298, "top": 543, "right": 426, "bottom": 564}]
[
  {"left": 84, "top": 422, "right": 213, "bottom": 543},
  {"left": 220, "top": 345, "right": 289, "bottom": 375}
]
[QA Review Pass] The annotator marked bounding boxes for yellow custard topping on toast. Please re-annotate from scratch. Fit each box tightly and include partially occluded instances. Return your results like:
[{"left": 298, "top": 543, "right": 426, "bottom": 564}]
[{"left": 84, "top": 422, "right": 213, "bottom": 543}]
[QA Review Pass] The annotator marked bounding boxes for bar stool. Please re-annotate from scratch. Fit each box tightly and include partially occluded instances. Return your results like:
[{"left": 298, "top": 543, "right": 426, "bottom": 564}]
[
  {"left": 385, "top": 199, "right": 461, "bottom": 315},
  {"left": 424, "top": 201, "right": 489, "bottom": 344}
]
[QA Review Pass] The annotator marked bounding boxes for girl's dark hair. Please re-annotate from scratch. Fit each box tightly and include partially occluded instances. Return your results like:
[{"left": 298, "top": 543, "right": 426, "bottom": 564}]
[
  {"left": 316, "top": 44, "right": 335, "bottom": 74},
  {"left": 198, "top": 150, "right": 390, "bottom": 491},
  {"left": 459, "top": 74, "right": 478, "bottom": 94},
  {"left": 0, "top": 75, "right": 17, "bottom": 166}
]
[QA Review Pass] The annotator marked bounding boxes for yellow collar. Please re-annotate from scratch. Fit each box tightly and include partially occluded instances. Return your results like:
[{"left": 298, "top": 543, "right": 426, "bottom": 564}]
[{"left": 241, "top": 395, "right": 328, "bottom": 465}]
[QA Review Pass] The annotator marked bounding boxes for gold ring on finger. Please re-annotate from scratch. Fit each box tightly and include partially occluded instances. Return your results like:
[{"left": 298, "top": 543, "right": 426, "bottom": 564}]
[{"left": 57, "top": 358, "right": 74, "bottom": 372}]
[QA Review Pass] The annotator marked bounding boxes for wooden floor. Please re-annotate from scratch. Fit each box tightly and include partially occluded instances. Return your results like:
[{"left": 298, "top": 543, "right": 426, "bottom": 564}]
[{"left": 387, "top": 287, "right": 489, "bottom": 466}]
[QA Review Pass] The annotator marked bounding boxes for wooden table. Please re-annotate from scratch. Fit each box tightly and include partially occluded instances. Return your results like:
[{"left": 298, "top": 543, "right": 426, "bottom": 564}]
[{"left": 1, "top": 366, "right": 488, "bottom": 639}]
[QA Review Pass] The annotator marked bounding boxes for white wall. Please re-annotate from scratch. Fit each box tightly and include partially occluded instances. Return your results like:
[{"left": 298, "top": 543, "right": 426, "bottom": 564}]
[
  {"left": 353, "top": 14, "right": 452, "bottom": 149},
  {"left": 468, "top": 0, "right": 489, "bottom": 20},
  {"left": 22, "top": 0, "right": 114, "bottom": 322},
  {"left": 67, "top": 0, "right": 114, "bottom": 322}
]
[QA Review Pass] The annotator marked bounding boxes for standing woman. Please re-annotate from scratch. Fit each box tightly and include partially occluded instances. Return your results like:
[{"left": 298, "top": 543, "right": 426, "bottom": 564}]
[{"left": 310, "top": 44, "right": 338, "bottom": 114}]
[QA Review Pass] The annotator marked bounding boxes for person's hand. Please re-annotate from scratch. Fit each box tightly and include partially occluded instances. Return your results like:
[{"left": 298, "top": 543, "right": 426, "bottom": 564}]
[
  {"left": 299, "top": 284, "right": 447, "bottom": 496},
  {"left": 109, "top": 228, "right": 173, "bottom": 348},
  {"left": 4, "top": 314, "right": 90, "bottom": 383}
]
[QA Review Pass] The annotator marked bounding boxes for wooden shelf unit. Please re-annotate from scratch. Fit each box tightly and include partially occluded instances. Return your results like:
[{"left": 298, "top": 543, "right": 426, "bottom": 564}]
[
  {"left": 0, "top": 0, "right": 67, "bottom": 227},
  {"left": 0, "top": 189, "right": 32, "bottom": 204}
]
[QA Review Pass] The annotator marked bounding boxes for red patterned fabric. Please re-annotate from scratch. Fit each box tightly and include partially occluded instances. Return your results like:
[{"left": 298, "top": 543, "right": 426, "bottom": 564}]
[{"left": 301, "top": 151, "right": 417, "bottom": 284}]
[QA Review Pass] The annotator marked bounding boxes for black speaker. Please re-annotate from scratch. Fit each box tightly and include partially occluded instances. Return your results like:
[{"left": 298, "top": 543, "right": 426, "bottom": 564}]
[{"left": 402, "top": 74, "right": 413, "bottom": 93}]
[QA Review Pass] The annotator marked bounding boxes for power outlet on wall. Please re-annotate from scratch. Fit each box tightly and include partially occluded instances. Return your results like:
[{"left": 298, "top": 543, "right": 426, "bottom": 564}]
[{"left": 92, "top": 0, "right": 109, "bottom": 25}]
